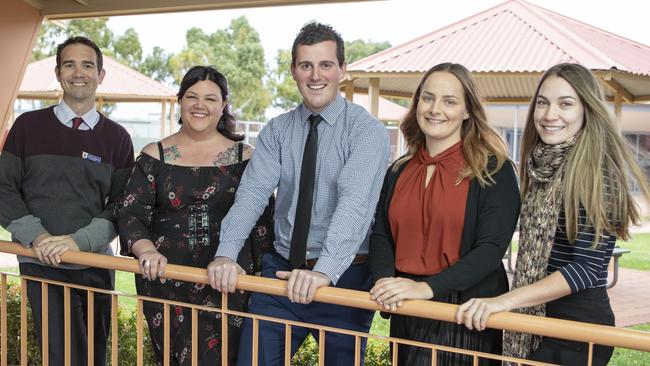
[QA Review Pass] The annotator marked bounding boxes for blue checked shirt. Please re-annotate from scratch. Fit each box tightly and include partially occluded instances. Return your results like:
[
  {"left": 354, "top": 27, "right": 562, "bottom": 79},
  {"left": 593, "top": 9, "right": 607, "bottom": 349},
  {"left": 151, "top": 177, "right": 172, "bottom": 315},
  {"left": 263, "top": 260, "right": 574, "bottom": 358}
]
[{"left": 216, "top": 95, "right": 390, "bottom": 284}]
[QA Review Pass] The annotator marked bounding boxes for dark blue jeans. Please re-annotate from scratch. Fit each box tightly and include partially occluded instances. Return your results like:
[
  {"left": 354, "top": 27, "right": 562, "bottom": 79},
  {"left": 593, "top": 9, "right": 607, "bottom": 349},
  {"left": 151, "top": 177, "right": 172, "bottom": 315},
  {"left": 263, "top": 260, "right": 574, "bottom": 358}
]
[{"left": 236, "top": 252, "right": 374, "bottom": 366}]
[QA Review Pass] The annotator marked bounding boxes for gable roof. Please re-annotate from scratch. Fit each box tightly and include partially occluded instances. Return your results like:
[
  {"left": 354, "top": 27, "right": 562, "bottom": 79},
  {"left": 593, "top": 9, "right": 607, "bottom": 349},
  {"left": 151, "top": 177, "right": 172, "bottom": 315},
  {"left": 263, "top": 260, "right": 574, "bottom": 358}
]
[
  {"left": 345, "top": 0, "right": 650, "bottom": 102},
  {"left": 19, "top": 55, "right": 176, "bottom": 101}
]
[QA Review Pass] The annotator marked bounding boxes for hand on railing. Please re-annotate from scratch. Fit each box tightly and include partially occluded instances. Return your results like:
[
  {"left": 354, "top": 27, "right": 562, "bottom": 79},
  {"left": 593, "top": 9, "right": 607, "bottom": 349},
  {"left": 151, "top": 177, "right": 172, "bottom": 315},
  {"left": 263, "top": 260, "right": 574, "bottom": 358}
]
[
  {"left": 33, "top": 233, "right": 79, "bottom": 267},
  {"left": 369, "top": 277, "right": 434, "bottom": 312},
  {"left": 455, "top": 297, "right": 512, "bottom": 331},
  {"left": 137, "top": 249, "right": 167, "bottom": 281},
  {"left": 207, "top": 256, "right": 244, "bottom": 293},
  {"left": 276, "top": 269, "right": 330, "bottom": 304}
]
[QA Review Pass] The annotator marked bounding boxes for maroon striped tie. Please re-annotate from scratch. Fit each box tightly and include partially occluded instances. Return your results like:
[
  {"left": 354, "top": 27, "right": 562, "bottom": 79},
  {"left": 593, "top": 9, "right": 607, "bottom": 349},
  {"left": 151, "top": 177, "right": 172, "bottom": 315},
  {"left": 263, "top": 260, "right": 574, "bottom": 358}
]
[{"left": 71, "top": 117, "right": 84, "bottom": 129}]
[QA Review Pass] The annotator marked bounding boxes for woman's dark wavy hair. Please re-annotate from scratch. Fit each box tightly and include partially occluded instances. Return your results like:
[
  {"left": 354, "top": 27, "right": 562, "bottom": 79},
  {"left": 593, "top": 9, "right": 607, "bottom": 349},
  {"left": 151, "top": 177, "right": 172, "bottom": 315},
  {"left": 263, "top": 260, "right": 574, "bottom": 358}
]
[{"left": 177, "top": 66, "right": 243, "bottom": 141}]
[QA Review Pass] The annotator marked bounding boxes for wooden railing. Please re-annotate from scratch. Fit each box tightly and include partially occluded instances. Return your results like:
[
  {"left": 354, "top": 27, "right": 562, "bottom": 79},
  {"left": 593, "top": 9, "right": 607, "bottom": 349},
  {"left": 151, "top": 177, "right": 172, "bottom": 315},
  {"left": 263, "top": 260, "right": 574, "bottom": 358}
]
[{"left": 1, "top": 240, "right": 649, "bottom": 365}]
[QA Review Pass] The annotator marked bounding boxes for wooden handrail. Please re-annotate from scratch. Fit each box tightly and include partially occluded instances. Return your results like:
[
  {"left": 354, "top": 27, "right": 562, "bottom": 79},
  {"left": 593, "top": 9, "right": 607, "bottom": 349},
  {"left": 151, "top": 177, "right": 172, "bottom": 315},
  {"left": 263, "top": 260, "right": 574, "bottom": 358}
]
[{"left": 1, "top": 240, "right": 649, "bottom": 352}]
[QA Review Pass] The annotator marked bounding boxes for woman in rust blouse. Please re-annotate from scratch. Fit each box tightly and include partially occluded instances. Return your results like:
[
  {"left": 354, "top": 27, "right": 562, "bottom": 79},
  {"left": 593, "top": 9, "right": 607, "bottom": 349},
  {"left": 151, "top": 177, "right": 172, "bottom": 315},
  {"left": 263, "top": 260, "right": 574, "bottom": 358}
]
[{"left": 368, "top": 63, "right": 520, "bottom": 366}]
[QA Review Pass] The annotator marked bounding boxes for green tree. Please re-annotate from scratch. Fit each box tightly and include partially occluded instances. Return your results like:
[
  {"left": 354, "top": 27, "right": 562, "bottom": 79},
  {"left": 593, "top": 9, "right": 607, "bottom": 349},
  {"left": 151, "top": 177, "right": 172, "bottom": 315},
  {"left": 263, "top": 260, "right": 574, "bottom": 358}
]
[
  {"left": 345, "top": 39, "right": 391, "bottom": 64},
  {"left": 270, "top": 39, "right": 391, "bottom": 110},
  {"left": 139, "top": 46, "right": 174, "bottom": 84},
  {"left": 65, "top": 18, "right": 114, "bottom": 52},
  {"left": 168, "top": 17, "right": 271, "bottom": 121},
  {"left": 269, "top": 49, "right": 301, "bottom": 110},
  {"left": 31, "top": 21, "right": 64, "bottom": 61},
  {"left": 113, "top": 28, "right": 143, "bottom": 68}
]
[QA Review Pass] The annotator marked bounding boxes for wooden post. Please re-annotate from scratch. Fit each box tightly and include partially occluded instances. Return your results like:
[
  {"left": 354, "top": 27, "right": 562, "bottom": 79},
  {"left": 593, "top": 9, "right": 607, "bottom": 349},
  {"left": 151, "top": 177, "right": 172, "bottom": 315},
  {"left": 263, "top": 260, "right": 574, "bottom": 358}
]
[
  {"left": 168, "top": 100, "right": 176, "bottom": 134},
  {"left": 160, "top": 99, "right": 168, "bottom": 138},
  {"left": 96, "top": 97, "right": 104, "bottom": 113},
  {"left": 368, "top": 77, "right": 380, "bottom": 118},
  {"left": 614, "top": 91, "right": 623, "bottom": 123},
  {"left": 343, "top": 79, "right": 354, "bottom": 102}
]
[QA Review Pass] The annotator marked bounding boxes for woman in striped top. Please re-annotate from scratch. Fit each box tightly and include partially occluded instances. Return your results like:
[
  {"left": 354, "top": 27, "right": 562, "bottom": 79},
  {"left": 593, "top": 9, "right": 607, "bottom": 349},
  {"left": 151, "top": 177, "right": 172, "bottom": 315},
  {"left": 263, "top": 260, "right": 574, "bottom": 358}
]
[{"left": 455, "top": 63, "right": 650, "bottom": 366}]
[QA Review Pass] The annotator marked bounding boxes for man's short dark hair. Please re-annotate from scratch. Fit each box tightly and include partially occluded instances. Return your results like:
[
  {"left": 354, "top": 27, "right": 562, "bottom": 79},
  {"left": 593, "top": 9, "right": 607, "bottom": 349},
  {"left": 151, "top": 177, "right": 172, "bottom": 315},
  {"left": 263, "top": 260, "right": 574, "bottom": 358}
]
[
  {"left": 56, "top": 36, "right": 103, "bottom": 74},
  {"left": 291, "top": 22, "right": 345, "bottom": 67}
]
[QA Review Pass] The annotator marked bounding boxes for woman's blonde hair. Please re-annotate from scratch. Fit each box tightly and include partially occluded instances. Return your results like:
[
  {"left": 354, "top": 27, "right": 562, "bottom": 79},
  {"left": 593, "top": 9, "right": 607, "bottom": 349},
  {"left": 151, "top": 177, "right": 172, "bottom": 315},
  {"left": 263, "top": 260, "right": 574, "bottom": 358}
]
[
  {"left": 520, "top": 63, "right": 650, "bottom": 243},
  {"left": 395, "top": 63, "right": 509, "bottom": 186}
]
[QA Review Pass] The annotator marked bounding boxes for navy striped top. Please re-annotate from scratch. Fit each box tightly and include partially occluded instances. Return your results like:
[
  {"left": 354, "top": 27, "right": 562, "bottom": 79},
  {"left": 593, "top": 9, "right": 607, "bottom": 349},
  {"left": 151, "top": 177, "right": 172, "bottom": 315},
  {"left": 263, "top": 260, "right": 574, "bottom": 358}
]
[{"left": 547, "top": 208, "right": 616, "bottom": 293}]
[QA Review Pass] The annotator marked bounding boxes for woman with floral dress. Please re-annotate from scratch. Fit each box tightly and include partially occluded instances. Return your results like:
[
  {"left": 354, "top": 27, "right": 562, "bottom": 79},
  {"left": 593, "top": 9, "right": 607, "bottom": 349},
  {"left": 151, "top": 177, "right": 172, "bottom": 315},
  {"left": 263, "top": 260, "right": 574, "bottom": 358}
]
[{"left": 118, "top": 66, "right": 274, "bottom": 365}]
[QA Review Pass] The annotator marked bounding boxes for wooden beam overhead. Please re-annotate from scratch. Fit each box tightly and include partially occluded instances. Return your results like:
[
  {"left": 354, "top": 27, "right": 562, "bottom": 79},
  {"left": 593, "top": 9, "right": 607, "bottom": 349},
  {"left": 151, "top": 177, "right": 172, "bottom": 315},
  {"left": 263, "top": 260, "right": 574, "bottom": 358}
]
[
  {"left": 600, "top": 76, "right": 635, "bottom": 103},
  {"left": 635, "top": 95, "right": 650, "bottom": 103},
  {"left": 349, "top": 87, "right": 413, "bottom": 100},
  {"left": 35, "top": 0, "right": 375, "bottom": 19}
]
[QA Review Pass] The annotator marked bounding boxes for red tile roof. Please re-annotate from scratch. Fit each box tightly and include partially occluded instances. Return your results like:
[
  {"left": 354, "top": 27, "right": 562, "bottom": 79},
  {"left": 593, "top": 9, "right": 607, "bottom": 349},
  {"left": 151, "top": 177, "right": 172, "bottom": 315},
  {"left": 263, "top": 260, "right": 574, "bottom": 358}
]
[
  {"left": 349, "top": 0, "right": 650, "bottom": 76},
  {"left": 19, "top": 55, "right": 176, "bottom": 100}
]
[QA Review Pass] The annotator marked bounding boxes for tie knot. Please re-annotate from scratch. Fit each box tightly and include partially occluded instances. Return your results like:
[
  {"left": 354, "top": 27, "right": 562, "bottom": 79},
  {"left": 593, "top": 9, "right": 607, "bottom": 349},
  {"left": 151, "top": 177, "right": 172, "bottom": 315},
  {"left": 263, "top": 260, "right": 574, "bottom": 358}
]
[
  {"left": 71, "top": 117, "right": 84, "bottom": 129},
  {"left": 308, "top": 114, "right": 322, "bottom": 129}
]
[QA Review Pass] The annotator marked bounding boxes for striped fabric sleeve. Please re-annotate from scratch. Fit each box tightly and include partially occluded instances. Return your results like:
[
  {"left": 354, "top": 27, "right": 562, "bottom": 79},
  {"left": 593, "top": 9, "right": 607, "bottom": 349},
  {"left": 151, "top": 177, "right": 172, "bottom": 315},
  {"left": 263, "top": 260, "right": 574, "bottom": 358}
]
[{"left": 551, "top": 210, "right": 613, "bottom": 293}]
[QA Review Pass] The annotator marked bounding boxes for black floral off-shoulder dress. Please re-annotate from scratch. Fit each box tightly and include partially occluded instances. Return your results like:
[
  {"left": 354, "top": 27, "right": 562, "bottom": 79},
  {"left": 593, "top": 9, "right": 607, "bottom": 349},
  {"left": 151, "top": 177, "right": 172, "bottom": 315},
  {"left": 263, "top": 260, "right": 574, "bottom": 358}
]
[{"left": 118, "top": 142, "right": 274, "bottom": 366}]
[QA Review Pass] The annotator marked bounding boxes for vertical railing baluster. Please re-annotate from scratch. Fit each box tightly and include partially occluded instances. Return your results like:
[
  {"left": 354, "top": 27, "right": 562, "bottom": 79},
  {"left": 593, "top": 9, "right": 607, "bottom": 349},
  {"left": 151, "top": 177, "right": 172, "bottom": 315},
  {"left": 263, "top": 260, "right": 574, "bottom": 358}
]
[
  {"left": 192, "top": 307, "right": 198, "bottom": 366},
  {"left": 221, "top": 292, "right": 229, "bottom": 366},
  {"left": 431, "top": 348, "right": 437, "bottom": 366},
  {"left": 473, "top": 354, "right": 479, "bottom": 366},
  {"left": 111, "top": 294, "right": 118, "bottom": 366},
  {"left": 20, "top": 278, "right": 27, "bottom": 366},
  {"left": 64, "top": 286, "right": 71, "bottom": 366},
  {"left": 87, "top": 291, "right": 94, "bottom": 366},
  {"left": 252, "top": 318, "right": 259, "bottom": 366},
  {"left": 41, "top": 282, "right": 49, "bottom": 366},
  {"left": 353, "top": 335, "right": 360, "bottom": 366},
  {"left": 1, "top": 273, "right": 7, "bottom": 366},
  {"left": 284, "top": 324, "right": 292, "bottom": 366},
  {"left": 163, "top": 303, "right": 170, "bottom": 366},
  {"left": 318, "top": 329, "right": 325, "bottom": 366},
  {"left": 588, "top": 342, "right": 594, "bottom": 365},
  {"left": 391, "top": 340, "right": 398, "bottom": 366},
  {"left": 137, "top": 299, "right": 144, "bottom": 365}
]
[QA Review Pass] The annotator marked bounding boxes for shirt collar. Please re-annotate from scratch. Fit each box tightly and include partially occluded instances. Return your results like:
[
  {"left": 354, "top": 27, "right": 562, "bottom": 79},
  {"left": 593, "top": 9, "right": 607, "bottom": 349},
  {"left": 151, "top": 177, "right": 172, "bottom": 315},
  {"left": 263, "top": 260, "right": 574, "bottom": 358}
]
[
  {"left": 299, "top": 94, "right": 346, "bottom": 127},
  {"left": 53, "top": 100, "right": 101, "bottom": 129}
]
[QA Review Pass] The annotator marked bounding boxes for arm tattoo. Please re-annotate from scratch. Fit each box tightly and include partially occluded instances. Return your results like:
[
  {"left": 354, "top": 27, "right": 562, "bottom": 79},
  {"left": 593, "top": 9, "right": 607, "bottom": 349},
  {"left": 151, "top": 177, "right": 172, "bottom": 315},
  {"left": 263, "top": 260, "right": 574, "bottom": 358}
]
[
  {"left": 212, "top": 144, "right": 239, "bottom": 166},
  {"left": 163, "top": 145, "right": 181, "bottom": 161}
]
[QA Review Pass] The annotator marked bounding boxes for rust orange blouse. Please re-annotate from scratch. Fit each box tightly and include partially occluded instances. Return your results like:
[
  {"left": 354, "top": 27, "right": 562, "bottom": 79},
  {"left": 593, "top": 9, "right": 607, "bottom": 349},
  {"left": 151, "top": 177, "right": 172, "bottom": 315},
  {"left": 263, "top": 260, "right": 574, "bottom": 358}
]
[{"left": 388, "top": 141, "right": 469, "bottom": 275}]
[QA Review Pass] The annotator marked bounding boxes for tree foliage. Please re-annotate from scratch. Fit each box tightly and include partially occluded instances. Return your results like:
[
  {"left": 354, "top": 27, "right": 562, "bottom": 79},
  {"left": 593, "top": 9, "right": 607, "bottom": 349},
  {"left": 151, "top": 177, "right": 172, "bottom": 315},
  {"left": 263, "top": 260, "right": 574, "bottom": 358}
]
[
  {"left": 31, "top": 22, "right": 65, "bottom": 61},
  {"left": 113, "top": 28, "right": 143, "bottom": 68},
  {"left": 269, "top": 39, "right": 391, "bottom": 111},
  {"left": 169, "top": 17, "right": 271, "bottom": 121}
]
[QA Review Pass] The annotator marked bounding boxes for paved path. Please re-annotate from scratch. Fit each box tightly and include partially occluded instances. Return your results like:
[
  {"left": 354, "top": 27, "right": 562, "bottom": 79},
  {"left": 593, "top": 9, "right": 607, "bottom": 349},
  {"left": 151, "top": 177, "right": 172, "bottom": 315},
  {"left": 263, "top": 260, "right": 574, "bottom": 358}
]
[{"left": 608, "top": 267, "right": 650, "bottom": 327}]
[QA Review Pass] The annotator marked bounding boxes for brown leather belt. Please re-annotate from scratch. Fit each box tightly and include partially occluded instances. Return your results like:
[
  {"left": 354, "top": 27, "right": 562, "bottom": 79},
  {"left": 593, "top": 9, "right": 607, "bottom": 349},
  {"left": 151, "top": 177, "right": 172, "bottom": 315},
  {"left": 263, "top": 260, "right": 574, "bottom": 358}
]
[{"left": 304, "top": 254, "right": 368, "bottom": 270}]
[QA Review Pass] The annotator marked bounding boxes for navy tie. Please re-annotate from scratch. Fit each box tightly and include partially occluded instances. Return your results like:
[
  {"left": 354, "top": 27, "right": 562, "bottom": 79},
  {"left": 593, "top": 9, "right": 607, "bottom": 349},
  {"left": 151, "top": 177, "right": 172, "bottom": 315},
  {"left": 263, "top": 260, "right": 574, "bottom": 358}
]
[{"left": 289, "top": 114, "right": 322, "bottom": 269}]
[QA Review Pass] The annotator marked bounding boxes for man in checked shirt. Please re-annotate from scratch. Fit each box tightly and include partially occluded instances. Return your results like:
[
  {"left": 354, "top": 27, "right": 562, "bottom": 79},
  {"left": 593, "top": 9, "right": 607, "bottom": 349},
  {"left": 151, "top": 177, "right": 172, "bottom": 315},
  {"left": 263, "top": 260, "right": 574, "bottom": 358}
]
[{"left": 207, "top": 22, "right": 390, "bottom": 366}]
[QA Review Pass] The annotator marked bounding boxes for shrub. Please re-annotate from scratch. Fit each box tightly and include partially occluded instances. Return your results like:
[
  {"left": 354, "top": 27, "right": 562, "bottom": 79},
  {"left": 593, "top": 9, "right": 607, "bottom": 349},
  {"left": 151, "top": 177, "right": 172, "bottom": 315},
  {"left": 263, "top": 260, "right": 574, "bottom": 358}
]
[
  {"left": 291, "top": 334, "right": 390, "bottom": 366},
  {"left": 2, "top": 282, "right": 156, "bottom": 365},
  {"left": 2, "top": 281, "right": 391, "bottom": 365}
]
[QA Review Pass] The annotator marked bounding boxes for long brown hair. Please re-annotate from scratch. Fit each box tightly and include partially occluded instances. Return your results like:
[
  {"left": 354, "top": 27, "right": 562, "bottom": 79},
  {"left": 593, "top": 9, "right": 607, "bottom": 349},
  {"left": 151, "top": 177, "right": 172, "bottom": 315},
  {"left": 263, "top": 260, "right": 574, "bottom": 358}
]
[
  {"left": 395, "top": 63, "right": 510, "bottom": 186},
  {"left": 520, "top": 63, "right": 650, "bottom": 243}
]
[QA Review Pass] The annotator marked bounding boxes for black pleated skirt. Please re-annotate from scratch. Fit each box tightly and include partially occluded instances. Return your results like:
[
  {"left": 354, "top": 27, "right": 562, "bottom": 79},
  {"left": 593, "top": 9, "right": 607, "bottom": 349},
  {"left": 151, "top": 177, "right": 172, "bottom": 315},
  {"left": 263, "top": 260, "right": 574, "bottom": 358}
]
[
  {"left": 529, "top": 287, "right": 615, "bottom": 366},
  {"left": 390, "top": 292, "right": 502, "bottom": 366}
]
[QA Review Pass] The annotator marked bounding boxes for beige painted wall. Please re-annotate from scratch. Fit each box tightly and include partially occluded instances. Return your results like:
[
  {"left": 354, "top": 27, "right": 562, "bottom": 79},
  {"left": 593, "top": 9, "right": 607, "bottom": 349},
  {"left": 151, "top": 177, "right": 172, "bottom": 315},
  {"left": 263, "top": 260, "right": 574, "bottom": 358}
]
[{"left": 0, "top": 0, "right": 42, "bottom": 146}]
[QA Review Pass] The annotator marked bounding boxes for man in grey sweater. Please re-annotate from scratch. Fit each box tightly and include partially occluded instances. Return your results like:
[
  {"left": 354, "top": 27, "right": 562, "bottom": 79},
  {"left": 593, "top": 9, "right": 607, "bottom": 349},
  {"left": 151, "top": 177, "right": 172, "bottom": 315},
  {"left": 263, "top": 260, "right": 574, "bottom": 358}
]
[{"left": 0, "top": 36, "right": 134, "bottom": 366}]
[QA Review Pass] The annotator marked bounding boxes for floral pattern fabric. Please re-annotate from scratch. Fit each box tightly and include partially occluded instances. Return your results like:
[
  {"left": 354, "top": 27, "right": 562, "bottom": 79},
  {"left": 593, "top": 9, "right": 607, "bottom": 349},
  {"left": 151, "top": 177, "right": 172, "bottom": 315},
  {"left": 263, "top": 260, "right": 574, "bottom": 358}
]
[{"left": 118, "top": 149, "right": 274, "bottom": 365}]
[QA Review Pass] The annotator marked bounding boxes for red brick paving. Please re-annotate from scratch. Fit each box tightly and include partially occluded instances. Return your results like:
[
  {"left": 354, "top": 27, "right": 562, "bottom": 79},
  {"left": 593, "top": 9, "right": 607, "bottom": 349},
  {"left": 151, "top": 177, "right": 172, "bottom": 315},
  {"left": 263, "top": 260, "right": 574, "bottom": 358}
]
[{"left": 608, "top": 268, "right": 650, "bottom": 327}]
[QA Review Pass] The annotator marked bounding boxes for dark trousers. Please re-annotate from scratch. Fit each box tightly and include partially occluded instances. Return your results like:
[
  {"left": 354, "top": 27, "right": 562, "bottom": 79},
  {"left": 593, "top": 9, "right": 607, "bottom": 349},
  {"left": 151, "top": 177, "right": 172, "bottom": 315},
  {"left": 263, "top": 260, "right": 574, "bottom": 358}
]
[
  {"left": 19, "top": 263, "right": 114, "bottom": 366},
  {"left": 529, "top": 287, "right": 615, "bottom": 366},
  {"left": 236, "top": 253, "right": 374, "bottom": 366}
]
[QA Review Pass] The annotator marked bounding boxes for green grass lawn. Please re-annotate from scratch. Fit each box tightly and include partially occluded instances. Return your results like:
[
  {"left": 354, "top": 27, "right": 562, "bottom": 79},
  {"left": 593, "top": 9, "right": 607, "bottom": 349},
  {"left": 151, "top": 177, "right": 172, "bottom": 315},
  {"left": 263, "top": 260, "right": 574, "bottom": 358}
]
[
  {"left": 611, "top": 323, "right": 650, "bottom": 365},
  {"left": 618, "top": 233, "right": 650, "bottom": 271},
  {"left": 0, "top": 226, "right": 10, "bottom": 241}
]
